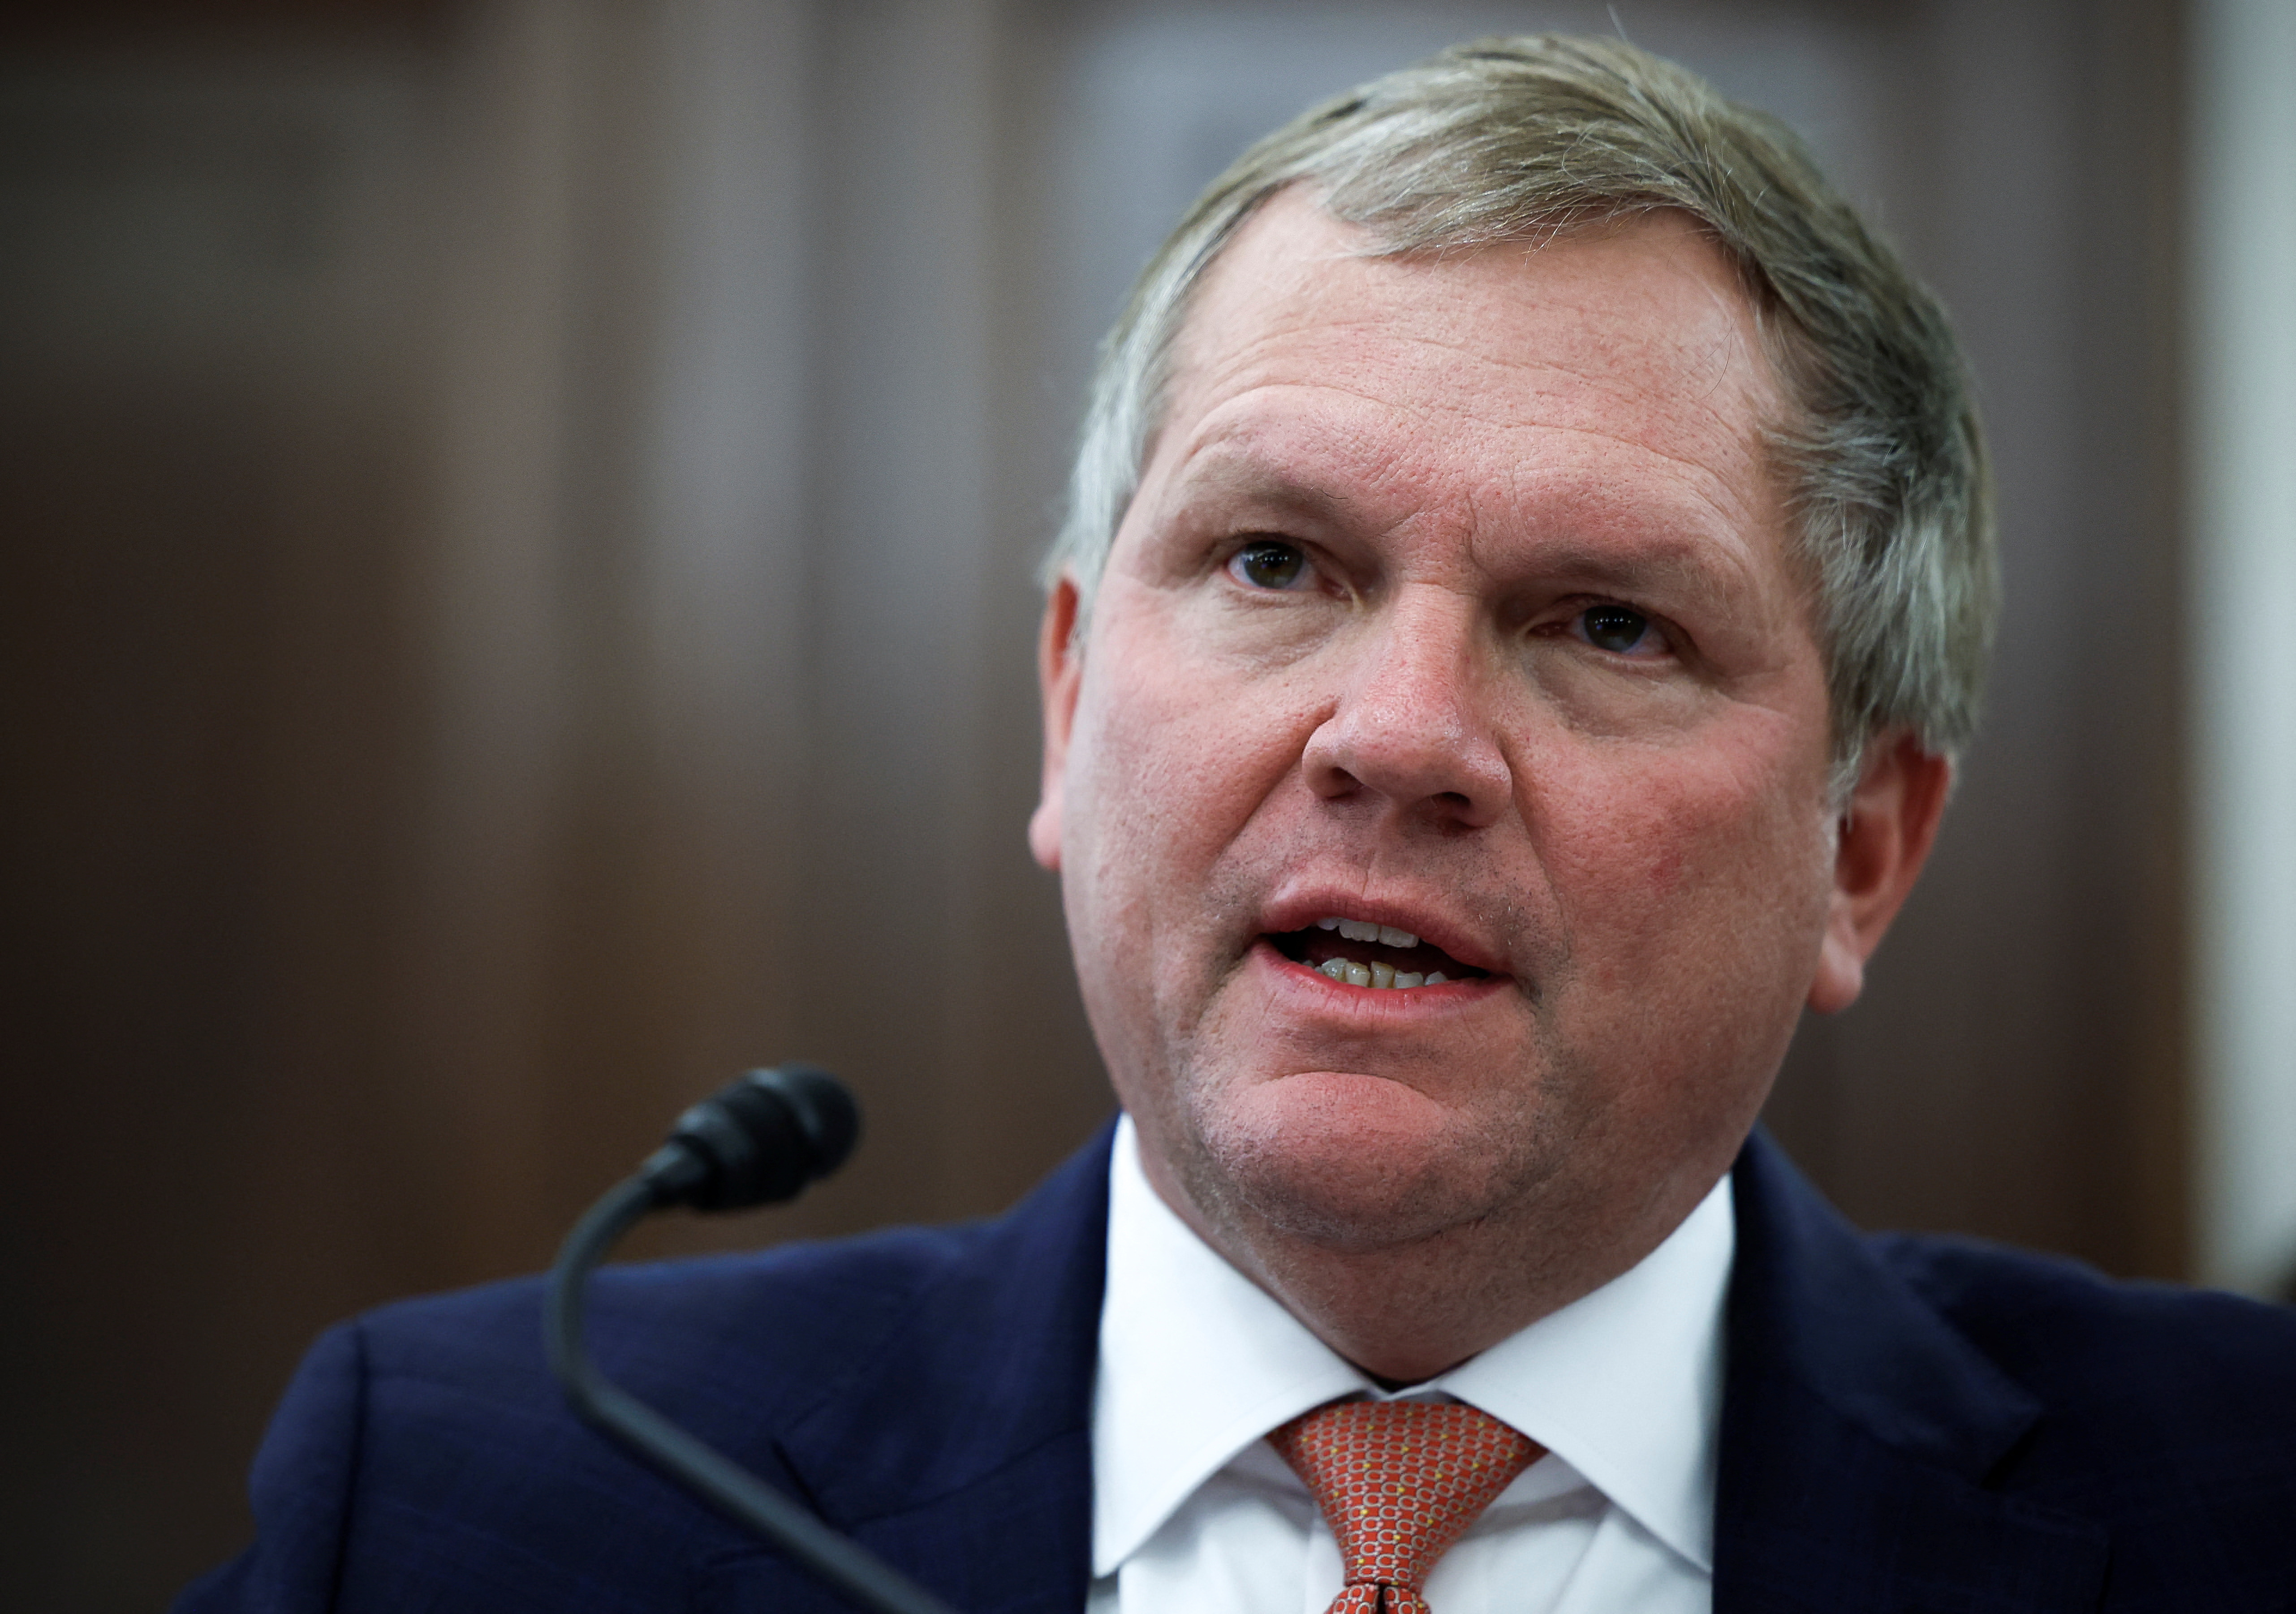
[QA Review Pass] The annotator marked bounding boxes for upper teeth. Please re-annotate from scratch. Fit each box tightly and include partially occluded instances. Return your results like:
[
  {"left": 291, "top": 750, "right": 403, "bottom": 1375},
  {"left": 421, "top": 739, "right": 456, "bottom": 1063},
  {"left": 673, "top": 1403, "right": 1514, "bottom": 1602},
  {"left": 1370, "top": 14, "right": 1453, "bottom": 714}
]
[{"left": 1316, "top": 916, "right": 1420, "bottom": 948}]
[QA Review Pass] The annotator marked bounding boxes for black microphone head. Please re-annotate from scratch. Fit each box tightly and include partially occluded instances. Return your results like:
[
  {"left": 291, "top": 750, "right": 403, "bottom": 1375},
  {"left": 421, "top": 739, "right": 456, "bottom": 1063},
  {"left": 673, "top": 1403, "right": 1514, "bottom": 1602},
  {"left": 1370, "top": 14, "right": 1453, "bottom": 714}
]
[{"left": 649, "top": 1063, "right": 861, "bottom": 1211}]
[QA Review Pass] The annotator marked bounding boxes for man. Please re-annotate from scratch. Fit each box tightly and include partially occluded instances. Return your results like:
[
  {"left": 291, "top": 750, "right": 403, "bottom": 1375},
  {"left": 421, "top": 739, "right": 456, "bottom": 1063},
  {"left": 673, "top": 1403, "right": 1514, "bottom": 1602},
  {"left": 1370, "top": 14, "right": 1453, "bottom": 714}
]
[{"left": 181, "top": 35, "right": 2296, "bottom": 1614}]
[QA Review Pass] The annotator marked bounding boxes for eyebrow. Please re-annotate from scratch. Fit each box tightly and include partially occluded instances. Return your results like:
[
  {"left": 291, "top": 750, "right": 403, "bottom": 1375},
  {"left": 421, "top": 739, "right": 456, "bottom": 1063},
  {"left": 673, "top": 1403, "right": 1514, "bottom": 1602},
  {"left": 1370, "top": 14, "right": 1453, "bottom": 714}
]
[{"left": 1159, "top": 447, "right": 1363, "bottom": 529}]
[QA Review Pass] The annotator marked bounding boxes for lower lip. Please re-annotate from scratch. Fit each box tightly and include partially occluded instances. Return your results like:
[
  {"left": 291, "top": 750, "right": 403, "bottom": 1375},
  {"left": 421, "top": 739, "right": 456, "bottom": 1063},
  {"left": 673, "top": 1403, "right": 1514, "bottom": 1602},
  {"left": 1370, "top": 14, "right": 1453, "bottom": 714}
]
[{"left": 1248, "top": 938, "right": 1508, "bottom": 1011}]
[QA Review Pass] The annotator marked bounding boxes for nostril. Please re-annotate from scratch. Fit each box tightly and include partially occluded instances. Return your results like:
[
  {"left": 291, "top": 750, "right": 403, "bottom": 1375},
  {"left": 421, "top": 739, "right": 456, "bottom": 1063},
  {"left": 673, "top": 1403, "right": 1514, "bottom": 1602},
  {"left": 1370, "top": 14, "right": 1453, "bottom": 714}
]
[{"left": 1300, "top": 692, "right": 1509, "bottom": 827}]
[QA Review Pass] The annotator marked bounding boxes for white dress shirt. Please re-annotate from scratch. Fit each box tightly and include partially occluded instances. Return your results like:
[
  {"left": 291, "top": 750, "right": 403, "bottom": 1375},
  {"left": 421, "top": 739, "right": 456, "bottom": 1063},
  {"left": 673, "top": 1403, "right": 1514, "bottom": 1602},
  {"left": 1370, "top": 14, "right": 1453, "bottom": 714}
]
[{"left": 1088, "top": 1115, "right": 1732, "bottom": 1614}]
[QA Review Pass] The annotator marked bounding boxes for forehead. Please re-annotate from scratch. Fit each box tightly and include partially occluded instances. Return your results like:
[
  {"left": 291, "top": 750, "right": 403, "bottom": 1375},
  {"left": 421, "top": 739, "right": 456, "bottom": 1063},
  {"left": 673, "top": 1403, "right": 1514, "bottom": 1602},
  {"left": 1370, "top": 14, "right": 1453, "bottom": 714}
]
[{"left": 1147, "top": 191, "right": 1788, "bottom": 556}]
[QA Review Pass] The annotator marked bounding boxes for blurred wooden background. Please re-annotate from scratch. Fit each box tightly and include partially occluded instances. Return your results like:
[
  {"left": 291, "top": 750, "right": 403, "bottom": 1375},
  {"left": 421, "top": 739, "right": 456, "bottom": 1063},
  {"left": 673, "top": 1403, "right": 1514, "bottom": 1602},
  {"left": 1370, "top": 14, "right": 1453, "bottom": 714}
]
[{"left": 0, "top": 0, "right": 2199, "bottom": 1606}]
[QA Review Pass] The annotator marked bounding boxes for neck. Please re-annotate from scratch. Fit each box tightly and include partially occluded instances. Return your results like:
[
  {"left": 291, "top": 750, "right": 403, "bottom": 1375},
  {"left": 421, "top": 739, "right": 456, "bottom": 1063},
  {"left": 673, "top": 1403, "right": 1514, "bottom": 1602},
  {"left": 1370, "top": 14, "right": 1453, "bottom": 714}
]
[{"left": 1136, "top": 1141, "right": 1701, "bottom": 1384}]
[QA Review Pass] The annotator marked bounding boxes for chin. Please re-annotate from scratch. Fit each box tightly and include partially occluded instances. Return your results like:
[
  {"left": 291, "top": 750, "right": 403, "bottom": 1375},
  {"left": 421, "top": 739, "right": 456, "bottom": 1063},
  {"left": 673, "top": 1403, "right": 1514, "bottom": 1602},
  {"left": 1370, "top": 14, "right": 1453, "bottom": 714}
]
[{"left": 1182, "top": 1067, "right": 1552, "bottom": 1252}]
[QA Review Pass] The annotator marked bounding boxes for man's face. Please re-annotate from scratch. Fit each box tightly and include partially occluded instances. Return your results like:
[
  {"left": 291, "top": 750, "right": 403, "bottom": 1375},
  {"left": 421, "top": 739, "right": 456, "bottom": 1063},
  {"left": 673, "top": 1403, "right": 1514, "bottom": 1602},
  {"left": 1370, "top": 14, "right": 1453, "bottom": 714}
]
[{"left": 1033, "top": 193, "right": 1852, "bottom": 1286}]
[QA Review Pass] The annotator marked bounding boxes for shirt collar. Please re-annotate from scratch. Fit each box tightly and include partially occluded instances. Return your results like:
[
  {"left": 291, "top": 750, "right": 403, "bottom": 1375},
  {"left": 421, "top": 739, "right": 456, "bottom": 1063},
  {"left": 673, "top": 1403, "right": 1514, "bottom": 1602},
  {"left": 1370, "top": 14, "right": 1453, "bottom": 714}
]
[{"left": 1090, "top": 1114, "right": 1734, "bottom": 1577}]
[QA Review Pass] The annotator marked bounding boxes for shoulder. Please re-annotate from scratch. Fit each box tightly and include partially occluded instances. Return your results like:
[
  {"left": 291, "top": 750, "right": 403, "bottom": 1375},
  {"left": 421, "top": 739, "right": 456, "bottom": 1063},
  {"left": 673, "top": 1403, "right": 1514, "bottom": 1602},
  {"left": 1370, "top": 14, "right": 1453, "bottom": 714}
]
[
  {"left": 182, "top": 1222, "right": 1001, "bottom": 1614},
  {"left": 359, "top": 1216, "right": 1001, "bottom": 1427},
  {"left": 1870, "top": 1231, "right": 2296, "bottom": 1592},
  {"left": 1732, "top": 1132, "right": 2296, "bottom": 1448},
  {"left": 1871, "top": 1231, "right": 2296, "bottom": 1420},
  {"left": 181, "top": 1125, "right": 1116, "bottom": 1614},
  {"left": 1722, "top": 1135, "right": 2296, "bottom": 1603}
]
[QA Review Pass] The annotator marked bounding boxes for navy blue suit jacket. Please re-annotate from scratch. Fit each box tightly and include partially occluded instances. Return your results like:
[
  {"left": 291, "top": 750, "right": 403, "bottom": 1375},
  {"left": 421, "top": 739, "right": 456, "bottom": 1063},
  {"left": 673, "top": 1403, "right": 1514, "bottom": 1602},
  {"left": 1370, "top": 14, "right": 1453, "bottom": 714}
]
[{"left": 180, "top": 1128, "right": 2296, "bottom": 1612}]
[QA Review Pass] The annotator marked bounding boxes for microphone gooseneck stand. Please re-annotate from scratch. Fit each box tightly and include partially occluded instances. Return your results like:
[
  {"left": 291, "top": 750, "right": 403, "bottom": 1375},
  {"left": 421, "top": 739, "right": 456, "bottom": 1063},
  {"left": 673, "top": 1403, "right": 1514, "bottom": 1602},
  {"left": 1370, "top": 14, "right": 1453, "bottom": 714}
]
[{"left": 546, "top": 1064, "right": 962, "bottom": 1614}]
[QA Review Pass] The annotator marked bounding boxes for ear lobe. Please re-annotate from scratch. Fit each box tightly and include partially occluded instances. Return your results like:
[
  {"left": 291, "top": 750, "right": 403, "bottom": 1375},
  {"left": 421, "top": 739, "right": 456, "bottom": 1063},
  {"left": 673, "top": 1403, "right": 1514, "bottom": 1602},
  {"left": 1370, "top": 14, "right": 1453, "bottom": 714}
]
[
  {"left": 1027, "top": 575, "right": 1086, "bottom": 871},
  {"left": 1807, "top": 732, "right": 1953, "bottom": 1014}
]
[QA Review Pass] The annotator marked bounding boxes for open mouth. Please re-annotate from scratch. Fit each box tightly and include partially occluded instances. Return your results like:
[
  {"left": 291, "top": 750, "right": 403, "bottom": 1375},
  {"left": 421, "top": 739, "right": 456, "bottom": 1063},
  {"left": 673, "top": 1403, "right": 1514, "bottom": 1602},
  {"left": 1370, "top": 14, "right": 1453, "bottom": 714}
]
[{"left": 1267, "top": 915, "right": 1493, "bottom": 991}]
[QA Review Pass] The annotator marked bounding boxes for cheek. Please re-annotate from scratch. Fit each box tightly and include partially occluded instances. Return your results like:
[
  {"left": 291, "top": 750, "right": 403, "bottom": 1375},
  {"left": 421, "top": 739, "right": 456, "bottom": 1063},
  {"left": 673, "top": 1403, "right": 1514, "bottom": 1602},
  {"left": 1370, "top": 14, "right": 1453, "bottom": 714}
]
[
  {"left": 1067, "top": 600, "right": 1319, "bottom": 856},
  {"left": 1531, "top": 728, "right": 1835, "bottom": 994},
  {"left": 1059, "top": 612, "right": 1328, "bottom": 1128},
  {"left": 1528, "top": 757, "right": 1828, "bottom": 1162},
  {"left": 1066, "top": 648, "right": 1235, "bottom": 881},
  {"left": 1059, "top": 611, "right": 1313, "bottom": 987}
]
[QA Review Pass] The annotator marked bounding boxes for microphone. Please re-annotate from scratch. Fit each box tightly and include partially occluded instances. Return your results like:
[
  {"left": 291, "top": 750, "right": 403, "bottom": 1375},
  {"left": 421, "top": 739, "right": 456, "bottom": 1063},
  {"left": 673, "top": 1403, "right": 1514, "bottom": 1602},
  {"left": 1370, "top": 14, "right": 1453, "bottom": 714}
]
[
  {"left": 645, "top": 1063, "right": 860, "bottom": 1211},
  {"left": 546, "top": 1066, "right": 959, "bottom": 1614}
]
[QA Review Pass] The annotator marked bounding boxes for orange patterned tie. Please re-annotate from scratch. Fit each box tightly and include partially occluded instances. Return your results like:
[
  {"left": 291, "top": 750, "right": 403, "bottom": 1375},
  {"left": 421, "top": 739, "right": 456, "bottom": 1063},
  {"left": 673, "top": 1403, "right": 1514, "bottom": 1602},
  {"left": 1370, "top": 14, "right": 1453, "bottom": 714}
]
[{"left": 1269, "top": 1398, "right": 1543, "bottom": 1614}]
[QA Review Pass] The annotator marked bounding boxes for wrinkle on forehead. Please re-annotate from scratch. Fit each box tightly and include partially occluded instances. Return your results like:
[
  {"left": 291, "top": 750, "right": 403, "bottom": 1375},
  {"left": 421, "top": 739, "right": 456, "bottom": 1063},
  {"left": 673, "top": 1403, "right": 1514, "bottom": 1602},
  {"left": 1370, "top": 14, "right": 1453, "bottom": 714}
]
[
  {"left": 1171, "top": 194, "right": 1777, "bottom": 409},
  {"left": 1172, "top": 320, "right": 1772, "bottom": 454},
  {"left": 1187, "top": 196, "right": 1772, "bottom": 348},
  {"left": 1146, "top": 207, "right": 1785, "bottom": 522},
  {"left": 1176, "top": 399, "right": 1771, "bottom": 514},
  {"left": 1145, "top": 398, "right": 1781, "bottom": 606}
]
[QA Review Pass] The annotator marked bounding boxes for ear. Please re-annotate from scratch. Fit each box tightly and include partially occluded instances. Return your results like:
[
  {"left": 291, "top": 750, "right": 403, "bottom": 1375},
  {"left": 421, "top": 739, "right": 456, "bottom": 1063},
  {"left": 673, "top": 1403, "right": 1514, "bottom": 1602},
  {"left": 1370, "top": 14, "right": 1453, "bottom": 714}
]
[
  {"left": 1807, "top": 732, "right": 1953, "bottom": 1014},
  {"left": 1027, "top": 574, "right": 1085, "bottom": 871}
]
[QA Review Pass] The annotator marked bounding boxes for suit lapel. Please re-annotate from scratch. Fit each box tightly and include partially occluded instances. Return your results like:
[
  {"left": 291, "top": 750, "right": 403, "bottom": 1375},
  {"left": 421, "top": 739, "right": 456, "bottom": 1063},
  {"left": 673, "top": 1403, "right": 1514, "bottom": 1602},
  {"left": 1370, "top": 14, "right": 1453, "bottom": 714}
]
[
  {"left": 1714, "top": 1133, "right": 2108, "bottom": 1611},
  {"left": 768, "top": 1124, "right": 1114, "bottom": 1614}
]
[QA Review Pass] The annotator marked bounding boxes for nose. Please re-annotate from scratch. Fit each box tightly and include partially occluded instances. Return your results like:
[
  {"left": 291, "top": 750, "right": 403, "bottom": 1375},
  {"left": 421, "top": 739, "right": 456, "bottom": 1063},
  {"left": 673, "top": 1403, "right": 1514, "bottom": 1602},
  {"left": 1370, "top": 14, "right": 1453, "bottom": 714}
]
[{"left": 1300, "top": 590, "right": 1513, "bottom": 831}]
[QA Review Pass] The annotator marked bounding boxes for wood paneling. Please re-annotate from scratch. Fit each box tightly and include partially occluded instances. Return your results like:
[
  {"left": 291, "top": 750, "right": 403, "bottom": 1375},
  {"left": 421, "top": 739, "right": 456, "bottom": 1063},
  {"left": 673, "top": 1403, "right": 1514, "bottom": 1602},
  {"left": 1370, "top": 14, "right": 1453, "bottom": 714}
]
[{"left": 0, "top": 2, "right": 2193, "bottom": 1606}]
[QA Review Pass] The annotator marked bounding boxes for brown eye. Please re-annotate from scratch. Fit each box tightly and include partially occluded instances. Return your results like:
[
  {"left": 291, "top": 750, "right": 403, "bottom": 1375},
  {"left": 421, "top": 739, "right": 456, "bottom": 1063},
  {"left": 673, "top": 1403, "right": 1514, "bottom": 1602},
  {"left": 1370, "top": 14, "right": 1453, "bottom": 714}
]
[
  {"left": 1229, "top": 540, "right": 1308, "bottom": 590},
  {"left": 1581, "top": 604, "right": 1657, "bottom": 655}
]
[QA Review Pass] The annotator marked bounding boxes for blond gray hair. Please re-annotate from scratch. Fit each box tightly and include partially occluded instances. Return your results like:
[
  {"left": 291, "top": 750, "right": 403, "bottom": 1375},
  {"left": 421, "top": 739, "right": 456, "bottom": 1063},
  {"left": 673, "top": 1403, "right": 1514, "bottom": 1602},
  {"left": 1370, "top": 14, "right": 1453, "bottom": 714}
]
[{"left": 1043, "top": 34, "right": 1996, "bottom": 771}]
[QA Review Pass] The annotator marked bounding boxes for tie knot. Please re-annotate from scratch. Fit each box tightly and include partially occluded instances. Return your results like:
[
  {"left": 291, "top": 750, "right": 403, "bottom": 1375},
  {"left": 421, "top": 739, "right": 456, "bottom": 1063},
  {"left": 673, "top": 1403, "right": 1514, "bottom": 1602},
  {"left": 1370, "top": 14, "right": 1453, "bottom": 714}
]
[{"left": 1269, "top": 1399, "right": 1542, "bottom": 1604}]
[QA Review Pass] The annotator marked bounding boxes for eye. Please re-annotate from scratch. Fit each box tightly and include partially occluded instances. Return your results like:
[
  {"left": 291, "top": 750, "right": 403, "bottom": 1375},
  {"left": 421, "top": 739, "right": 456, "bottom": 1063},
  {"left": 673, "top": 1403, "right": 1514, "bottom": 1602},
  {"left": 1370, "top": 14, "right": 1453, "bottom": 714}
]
[
  {"left": 1576, "top": 603, "right": 1667, "bottom": 658},
  {"left": 1227, "top": 539, "right": 1311, "bottom": 591}
]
